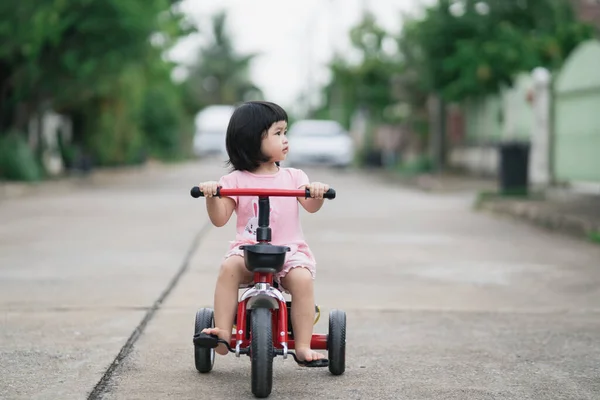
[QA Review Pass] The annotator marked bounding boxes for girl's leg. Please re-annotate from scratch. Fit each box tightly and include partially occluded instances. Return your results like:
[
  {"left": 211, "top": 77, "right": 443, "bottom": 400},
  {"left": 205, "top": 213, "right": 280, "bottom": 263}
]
[
  {"left": 280, "top": 267, "right": 325, "bottom": 362},
  {"left": 202, "top": 255, "right": 252, "bottom": 355}
]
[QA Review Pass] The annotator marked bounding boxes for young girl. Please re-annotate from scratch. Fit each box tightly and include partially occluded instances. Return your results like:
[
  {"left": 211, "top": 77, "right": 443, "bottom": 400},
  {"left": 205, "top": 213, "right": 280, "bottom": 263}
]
[{"left": 198, "top": 101, "right": 330, "bottom": 365}]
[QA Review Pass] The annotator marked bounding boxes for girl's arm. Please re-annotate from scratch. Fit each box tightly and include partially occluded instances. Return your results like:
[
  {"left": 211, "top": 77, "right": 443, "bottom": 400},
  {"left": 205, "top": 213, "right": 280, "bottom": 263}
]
[
  {"left": 206, "top": 196, "right": 236, "bottom": 227},
  {"left": 199, "top": 180, "right": 235, "bottom": 227}
]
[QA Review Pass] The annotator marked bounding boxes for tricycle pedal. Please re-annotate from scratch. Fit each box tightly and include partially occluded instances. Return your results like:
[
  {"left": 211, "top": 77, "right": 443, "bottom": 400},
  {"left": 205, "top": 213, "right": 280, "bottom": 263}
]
[
  {"left": 288, "top": 351, "right": 329, "bottom": 367},
  {"left": 297, "top": 358, "right": 329, "bottom": 368},
  {"left": 193, "top": 332, "right": 219, "bottom": 348}
]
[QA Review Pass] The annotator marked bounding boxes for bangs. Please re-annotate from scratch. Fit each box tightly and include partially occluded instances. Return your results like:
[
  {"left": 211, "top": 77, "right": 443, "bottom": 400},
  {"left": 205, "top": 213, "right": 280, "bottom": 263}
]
[{"left": 249, "top": 101, "right": 288, "bottom": 134}]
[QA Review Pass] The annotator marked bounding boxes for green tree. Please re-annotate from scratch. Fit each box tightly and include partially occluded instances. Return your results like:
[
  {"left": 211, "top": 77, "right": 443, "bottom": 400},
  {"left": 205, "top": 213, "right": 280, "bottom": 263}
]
[
  {"left": 315, "top": 12, "right": 399, "bottom": 128},
  {"left": 0, "top": 0, "right": 188, "bottom": 129},
  {"left": 184, "top": 10, "right": 263, "bottom": 110},
  {"left": 401, "top": 0, "right": 594, "bottom": 102},
  {"left": 0, "top": 0, "right": 195, "bottom": 172}
]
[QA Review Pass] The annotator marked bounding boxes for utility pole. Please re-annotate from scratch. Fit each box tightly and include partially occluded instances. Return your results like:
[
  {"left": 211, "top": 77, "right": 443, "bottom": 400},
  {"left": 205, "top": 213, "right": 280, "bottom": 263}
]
[{"left": 428, "top": 94, "right": 446, "bottom": 173}]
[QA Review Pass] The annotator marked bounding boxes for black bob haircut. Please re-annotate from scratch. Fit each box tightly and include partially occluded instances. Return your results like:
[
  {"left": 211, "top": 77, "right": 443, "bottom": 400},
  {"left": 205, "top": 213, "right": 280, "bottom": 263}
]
[{"left": 225, "top": 101, "right": 288, "bottom": 172}]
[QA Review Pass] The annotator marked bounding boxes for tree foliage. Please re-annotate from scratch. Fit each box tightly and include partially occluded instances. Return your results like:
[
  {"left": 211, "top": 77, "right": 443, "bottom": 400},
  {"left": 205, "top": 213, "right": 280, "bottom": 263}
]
[
  {"left": 312, "top": 0, "right": 595, "bottom": 169},
  {"left": 0, "top": 0, "right": 196, "bottom": 174},
  {"left": 316, "top": 0, "right": 594, "bottom": 135},
  {"left": 183, "top": 11, "right": 263, "bottom": 110},
  {"left": 401, "top": 0, "right": 595, "bottom": 101},
  {"left": 315, "top": 12, "right": 399, "bottom": 128}
]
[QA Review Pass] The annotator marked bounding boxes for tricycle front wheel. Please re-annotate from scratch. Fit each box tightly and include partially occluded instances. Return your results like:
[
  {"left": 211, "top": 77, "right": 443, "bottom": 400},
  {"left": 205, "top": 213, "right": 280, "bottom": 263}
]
[
  {"left": 251, "top": 308, "right": 274, "bottom": 398},
  {"left": 328, "top": 309, "right": 346, "bottom": 375}
]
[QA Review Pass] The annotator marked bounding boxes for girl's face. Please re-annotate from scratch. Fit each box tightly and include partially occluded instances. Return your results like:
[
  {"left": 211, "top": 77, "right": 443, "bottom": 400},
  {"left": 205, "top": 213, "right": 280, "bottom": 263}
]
[{"left": 261, "top": 120, "right": 288, "bottom": 162}]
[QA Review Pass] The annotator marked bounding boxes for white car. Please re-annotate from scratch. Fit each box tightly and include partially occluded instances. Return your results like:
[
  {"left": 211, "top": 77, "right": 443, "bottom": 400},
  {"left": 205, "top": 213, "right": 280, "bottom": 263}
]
[
  {"left": 284, "top": 119, "right": 354, "bottom": 168},
  {"left": 193, "top": 105, "right": 235, "bottom": 157}
]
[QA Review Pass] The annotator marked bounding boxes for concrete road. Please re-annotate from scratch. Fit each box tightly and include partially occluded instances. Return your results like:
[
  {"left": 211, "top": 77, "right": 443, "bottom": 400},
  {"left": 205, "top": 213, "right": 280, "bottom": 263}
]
[{"left": 1, "top": 159, "right": 599, "bottom": 400}]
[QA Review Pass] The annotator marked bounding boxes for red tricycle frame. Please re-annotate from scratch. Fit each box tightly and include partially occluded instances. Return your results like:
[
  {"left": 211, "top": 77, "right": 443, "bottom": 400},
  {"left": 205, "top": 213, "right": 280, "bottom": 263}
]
[{"left": 231, "top": 271, "right": 328, "bottom": 355}]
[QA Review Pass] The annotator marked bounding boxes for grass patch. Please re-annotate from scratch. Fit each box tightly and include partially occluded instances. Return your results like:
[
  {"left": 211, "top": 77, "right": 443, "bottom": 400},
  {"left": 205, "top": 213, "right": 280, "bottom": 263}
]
[
  {"left": 392, "top": 156, "right": 433, "bottom": 177},
  {"left": 0, "top": 133, "right": 42, "bottom": 181},
  {"left": 474, "top": 189, "right": 546, "bottom": 210},
  {"left": 588, "top": 231, "right": 600, "bottom": 244},
  {"left": 476, "top": 189, "right": 545, "bottom": 201}
]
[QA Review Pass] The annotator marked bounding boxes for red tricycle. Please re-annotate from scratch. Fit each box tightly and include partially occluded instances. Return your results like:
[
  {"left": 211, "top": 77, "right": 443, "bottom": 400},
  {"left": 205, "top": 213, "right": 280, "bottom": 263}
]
[{"left": 190, "top": 185, "right": 346, "bottom": 398}]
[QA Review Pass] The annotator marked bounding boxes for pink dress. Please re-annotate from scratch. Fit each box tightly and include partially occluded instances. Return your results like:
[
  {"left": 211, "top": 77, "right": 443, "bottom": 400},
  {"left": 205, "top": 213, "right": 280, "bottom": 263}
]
[{"left": 218, "top": 167, "right": 317, "bottom": 284}]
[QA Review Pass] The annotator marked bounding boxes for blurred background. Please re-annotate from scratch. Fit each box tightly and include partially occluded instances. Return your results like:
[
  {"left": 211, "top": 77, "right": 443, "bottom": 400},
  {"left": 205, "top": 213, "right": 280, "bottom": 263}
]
[
  {"left": 1, "top": 0, "right": 599, "bottom": 191},
  {"left": 2, "top": 3, "right": 600, "bottom": 398}
]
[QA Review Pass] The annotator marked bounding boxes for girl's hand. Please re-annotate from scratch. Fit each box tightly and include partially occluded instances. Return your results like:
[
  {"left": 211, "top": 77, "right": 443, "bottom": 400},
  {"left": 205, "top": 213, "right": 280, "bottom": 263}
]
[
  {"left": 199, "top": 181, "right": 219, "bottom": 198},
  {"left": 306, "top": 182, "right": 330, "bottom": 199}
]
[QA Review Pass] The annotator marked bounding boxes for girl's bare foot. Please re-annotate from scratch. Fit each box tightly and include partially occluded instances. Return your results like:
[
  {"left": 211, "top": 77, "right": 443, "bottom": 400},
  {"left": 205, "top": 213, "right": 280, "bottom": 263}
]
[
  {"left": 201, "top": 327, "right": 231, "bottom": 355},
  {"left": 295, "top": 347, "right": 325, "bottom": 363}
]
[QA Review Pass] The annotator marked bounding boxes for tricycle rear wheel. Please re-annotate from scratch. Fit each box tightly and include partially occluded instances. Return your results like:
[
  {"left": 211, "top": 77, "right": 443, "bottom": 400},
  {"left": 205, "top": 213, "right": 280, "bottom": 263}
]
[
  {"left": 328, "top": 309, "right": 346, "bottom": 375},
  {"left": 250, "top": 308, "right": 274, "bottom": 398},
  {"left": 194, "top": 308, "right": 215, "bottom": 373}
]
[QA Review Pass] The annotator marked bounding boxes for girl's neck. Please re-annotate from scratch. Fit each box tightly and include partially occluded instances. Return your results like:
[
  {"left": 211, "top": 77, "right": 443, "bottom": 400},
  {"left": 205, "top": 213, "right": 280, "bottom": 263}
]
[{"left": 251, "top": 162, "right": 280, "bottom": 175}]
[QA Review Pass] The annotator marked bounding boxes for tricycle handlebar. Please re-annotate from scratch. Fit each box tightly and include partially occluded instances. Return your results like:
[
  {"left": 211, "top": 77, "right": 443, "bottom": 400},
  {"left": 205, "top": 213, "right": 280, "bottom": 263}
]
[{"left": 190, "top": 186, "right": 336, "bottom": 200}]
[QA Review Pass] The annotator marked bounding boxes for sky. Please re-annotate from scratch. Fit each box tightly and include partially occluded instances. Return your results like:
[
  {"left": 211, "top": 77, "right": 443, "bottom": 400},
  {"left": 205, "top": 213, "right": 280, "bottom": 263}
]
[{"left": 169, "top": 0, "right": 434, "bottom": 113}]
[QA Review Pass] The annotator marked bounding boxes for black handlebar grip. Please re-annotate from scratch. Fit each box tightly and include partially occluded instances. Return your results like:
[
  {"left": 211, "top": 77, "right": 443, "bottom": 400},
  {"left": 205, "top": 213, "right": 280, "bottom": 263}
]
[
  {"left": 304, "top": 188, "right": 336, "bottom": 199},
  {"left": 190, "top": 186, "right": 221, "bottom": 198},
  {"left": 190, "top": 186, "right": 202, "bottom": 198}
]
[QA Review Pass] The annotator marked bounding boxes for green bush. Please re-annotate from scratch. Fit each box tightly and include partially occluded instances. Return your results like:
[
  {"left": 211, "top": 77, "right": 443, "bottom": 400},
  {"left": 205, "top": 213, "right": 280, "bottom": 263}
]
[
  {"left": 0, "top": 133, "right": 42, "bottom": 181},
  {"left": 84, "top": 67, "right": 148, "bottom": 166},
  {"left": 587, "top": 231, "right": 600, "bottom": 245},
  {"left": 396, "top": 155, "right": 433, "bottom": 175},
  {"left": 86, "top": 104, "right": 147, "bottom": 166},
  {"left": 141, "top": 85, "right": 187, "bottom": 161}
]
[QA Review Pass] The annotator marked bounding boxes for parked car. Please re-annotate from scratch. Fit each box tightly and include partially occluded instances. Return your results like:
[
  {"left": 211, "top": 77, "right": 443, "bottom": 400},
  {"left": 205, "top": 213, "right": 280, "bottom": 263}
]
[
  {"left": 193, "top": 105, "right": 235, "bottom": 157},
  {"left": 283, "top": 119, "right": 354, "bottom": 168}
]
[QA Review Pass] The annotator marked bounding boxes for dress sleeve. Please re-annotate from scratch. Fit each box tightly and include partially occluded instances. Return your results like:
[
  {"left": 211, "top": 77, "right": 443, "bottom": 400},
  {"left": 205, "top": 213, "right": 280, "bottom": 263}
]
[
  {"left": 294, "top": 168, "right": 310, "bottom": 189},
  {"left": 218, "top": 172, "right": 238, "bottom": 205}
]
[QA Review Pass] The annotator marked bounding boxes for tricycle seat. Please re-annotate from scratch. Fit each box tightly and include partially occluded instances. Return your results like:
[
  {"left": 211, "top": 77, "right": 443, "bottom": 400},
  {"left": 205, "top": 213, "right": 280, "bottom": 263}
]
[{"left": 240, "top": 243, "right": 290, "bottom": 273}]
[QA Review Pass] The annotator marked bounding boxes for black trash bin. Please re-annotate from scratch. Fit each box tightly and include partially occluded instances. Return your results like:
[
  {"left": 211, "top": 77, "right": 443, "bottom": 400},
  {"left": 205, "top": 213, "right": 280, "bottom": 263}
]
[{"left": 498, "top": 141, "right": 530, "bottom": 195}]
